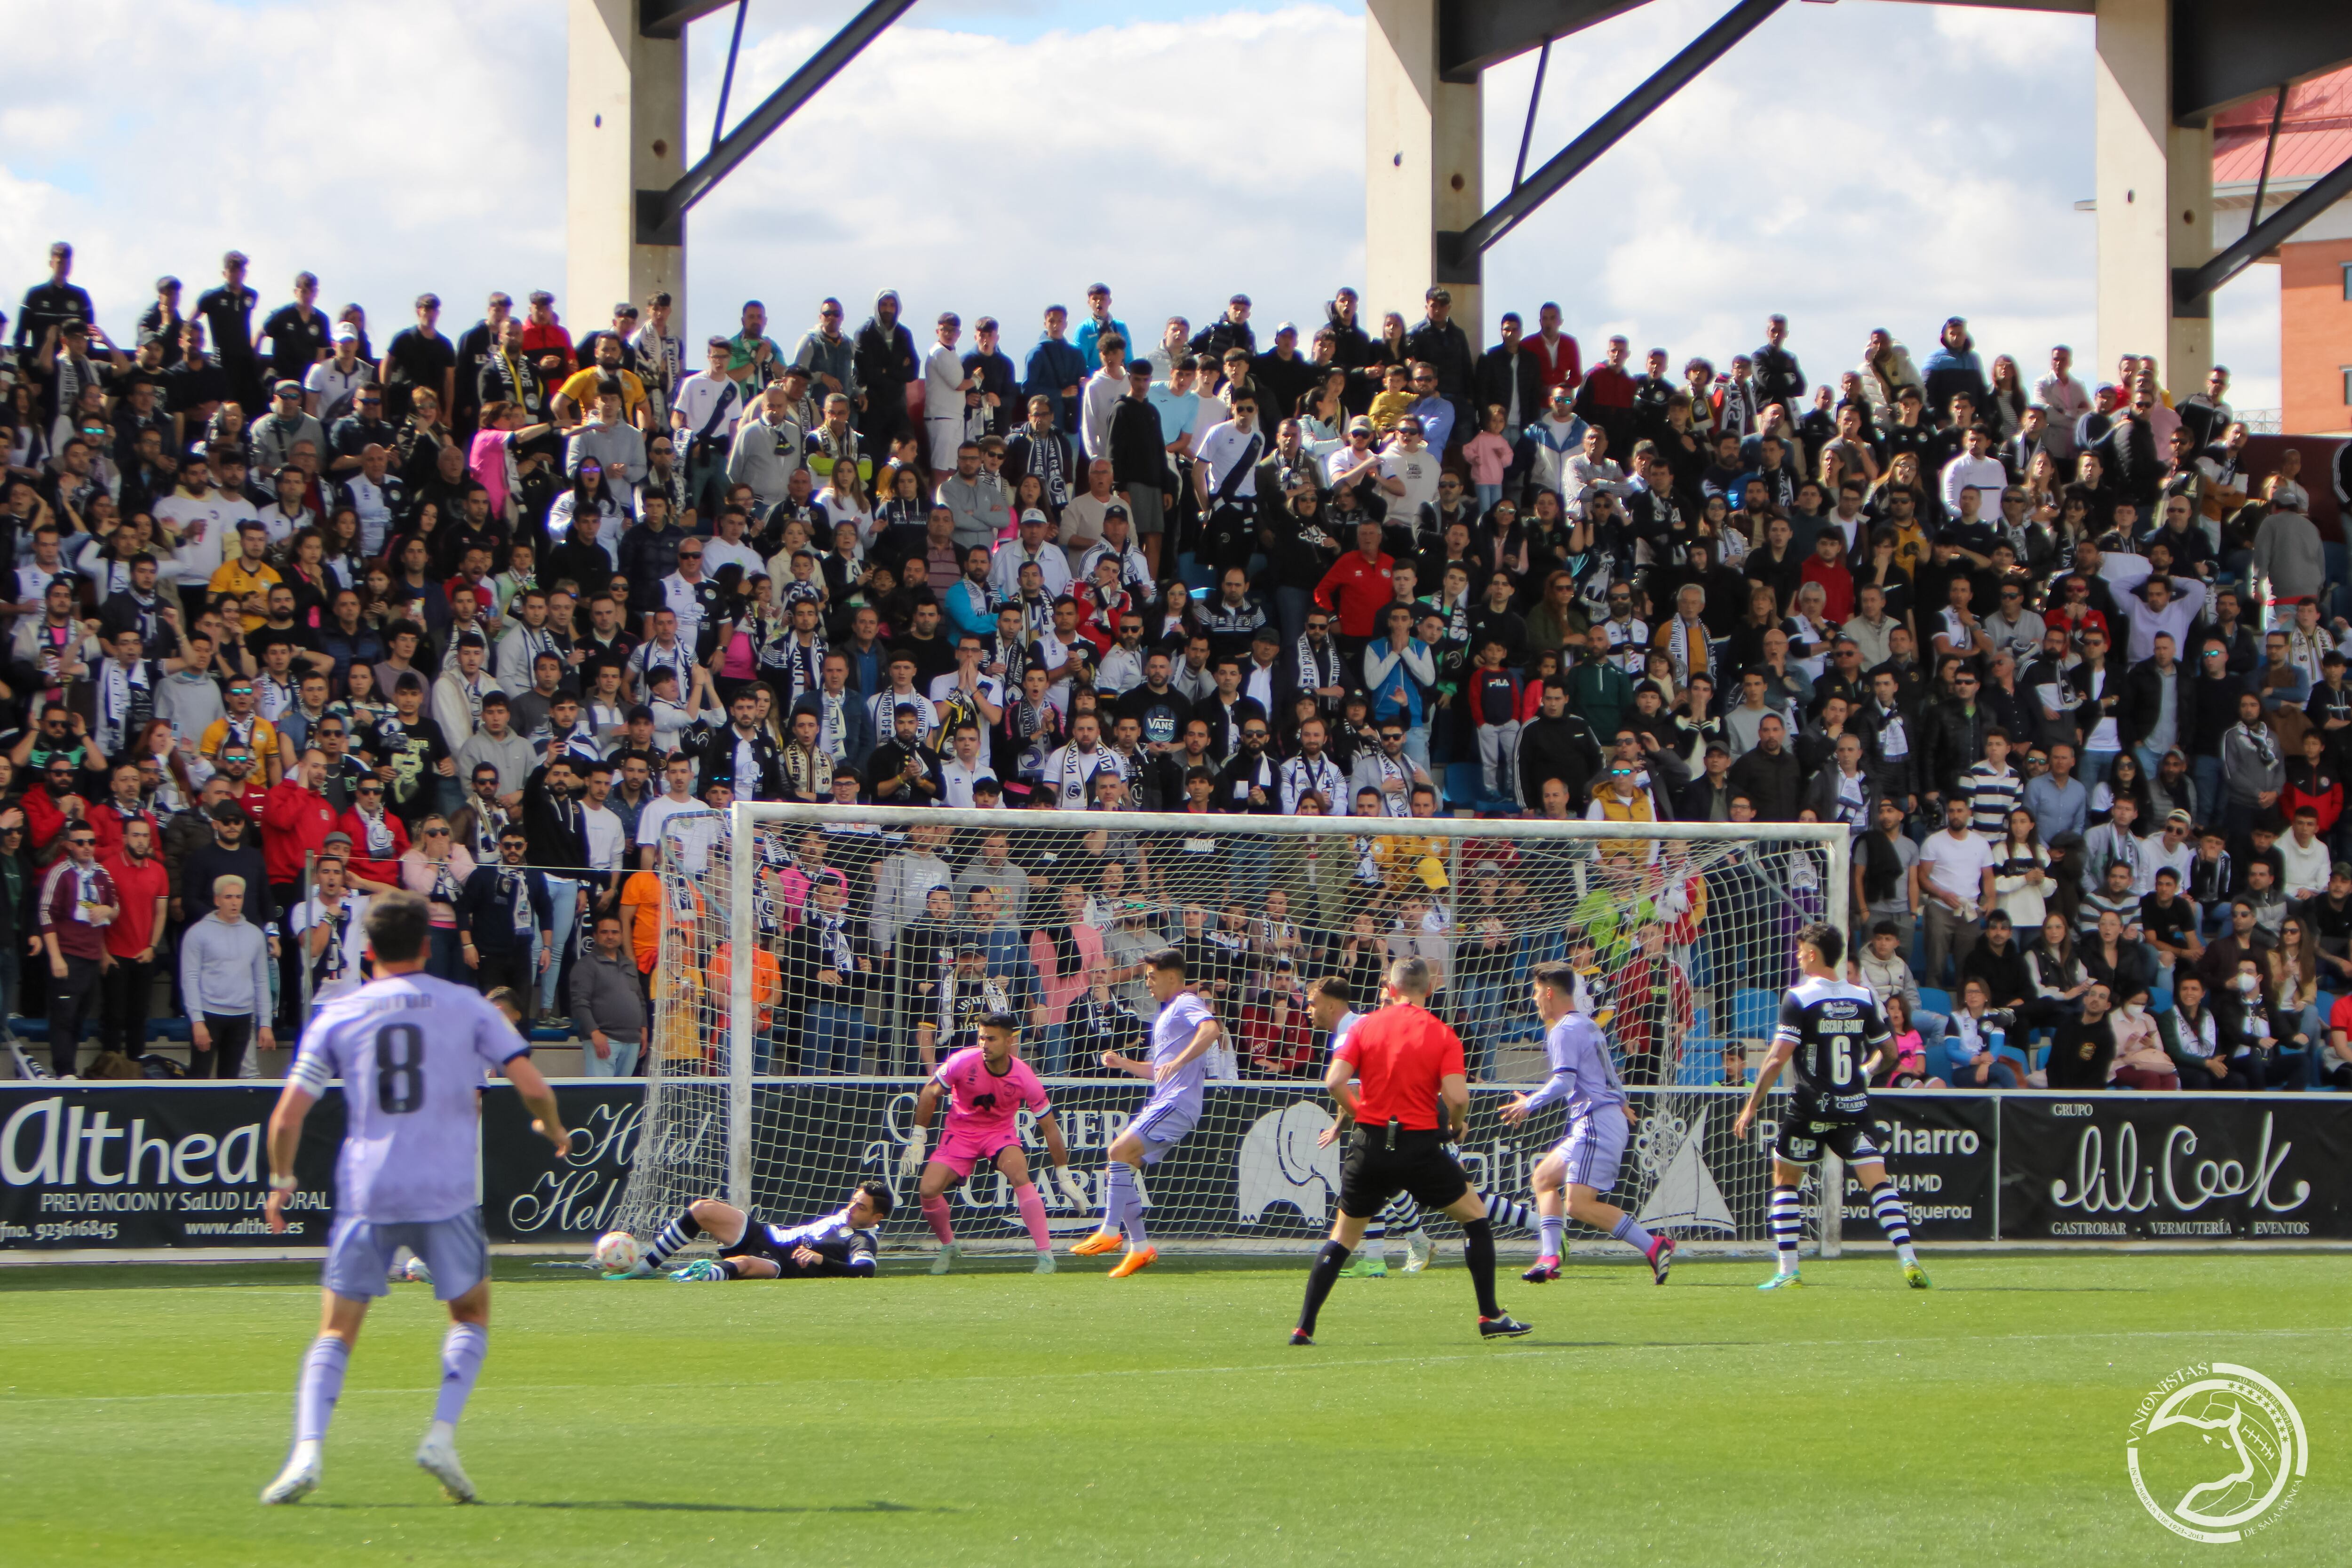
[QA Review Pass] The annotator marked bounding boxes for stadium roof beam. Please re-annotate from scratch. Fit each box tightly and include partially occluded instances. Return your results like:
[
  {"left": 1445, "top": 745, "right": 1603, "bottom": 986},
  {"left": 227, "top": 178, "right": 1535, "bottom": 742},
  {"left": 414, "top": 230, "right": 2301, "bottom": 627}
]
[
  {"left": 2169, "top": 0, "right": 2352, "bottom": 122},
  {"left": 635, "top": 0, "right": 920, "bottom": 247},
  {"left": 2173, "top": 148, "right": 2352, "bottom": 309},
  {"left": 1439, "top": 0, "right": 1788, "bottom": 270},
  {"left": 637, "top": 0, "right": 737, "bottom": 39}
]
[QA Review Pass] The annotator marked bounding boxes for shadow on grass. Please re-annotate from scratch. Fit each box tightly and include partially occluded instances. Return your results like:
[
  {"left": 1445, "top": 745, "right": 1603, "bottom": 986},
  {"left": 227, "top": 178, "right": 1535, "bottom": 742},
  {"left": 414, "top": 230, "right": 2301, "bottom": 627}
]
[{"left": 310, "top": 1498, "right": 956, "bottom": 1514}]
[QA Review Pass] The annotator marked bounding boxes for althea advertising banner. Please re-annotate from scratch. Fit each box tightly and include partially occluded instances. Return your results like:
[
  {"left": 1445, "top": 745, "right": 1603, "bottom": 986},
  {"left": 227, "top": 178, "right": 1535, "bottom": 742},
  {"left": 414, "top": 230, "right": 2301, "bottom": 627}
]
[
  {"left": 1999, "top": 1096, "right": 2352, "bottom": 1241},
  {"left": 0, "top": 1086, "right": 344, "bottom": 1250}
]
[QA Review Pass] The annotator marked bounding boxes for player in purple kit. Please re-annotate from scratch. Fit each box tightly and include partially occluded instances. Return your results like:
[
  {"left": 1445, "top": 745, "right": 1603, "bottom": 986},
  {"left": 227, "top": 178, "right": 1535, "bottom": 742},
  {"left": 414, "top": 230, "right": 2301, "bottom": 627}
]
[
  {"left": 1073, "top": 948, "right": 1223, "bottom": 1277},
  {"left": 1500, "top": 961, "right": 1672, "bottom": 1284},
  {"left": 257, "top": 891, "right": 567, "bottom": 1507},
  {"left": 900, "top": 1011, "right": 1082, "bottom": 1274}
]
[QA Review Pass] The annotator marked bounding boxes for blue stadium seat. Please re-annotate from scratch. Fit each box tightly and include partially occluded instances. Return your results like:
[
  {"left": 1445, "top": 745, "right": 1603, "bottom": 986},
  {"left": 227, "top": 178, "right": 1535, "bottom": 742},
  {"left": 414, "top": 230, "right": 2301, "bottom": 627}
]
[
  {"left": 1728, "top": 988, "right": 1779, "bottom": 1041},
  {"left": 1442, "top": 762, "right": 1484, "bottom": 811},
  {"left": 1916, "top": 986, "right": 1953, "bottom": 1021}
]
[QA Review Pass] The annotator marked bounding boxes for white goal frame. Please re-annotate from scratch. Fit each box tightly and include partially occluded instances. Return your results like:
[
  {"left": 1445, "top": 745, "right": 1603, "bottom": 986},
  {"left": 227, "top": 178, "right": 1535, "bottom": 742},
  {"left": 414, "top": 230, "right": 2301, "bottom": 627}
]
[{"left": 706, "top": 802, "right": 1853, "bottom": 1256}]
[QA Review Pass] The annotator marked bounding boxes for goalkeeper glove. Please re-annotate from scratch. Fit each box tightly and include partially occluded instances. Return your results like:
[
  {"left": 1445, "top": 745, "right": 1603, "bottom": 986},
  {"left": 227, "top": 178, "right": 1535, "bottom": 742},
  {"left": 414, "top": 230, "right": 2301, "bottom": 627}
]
[
  {"left": 1054, "top": 1166, "right": 1089, "bottom": 1209},
  {"left": 898, "top": 1126, "right": 926, "bottom": 1179}
]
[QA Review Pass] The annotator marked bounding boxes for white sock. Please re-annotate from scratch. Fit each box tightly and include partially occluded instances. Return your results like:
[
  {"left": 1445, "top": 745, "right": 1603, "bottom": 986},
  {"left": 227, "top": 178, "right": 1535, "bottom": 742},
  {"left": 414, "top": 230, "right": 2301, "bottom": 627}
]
[
  {"left": 427, "top": 1419, "right": 457, "bottom": 1448},
  {"left": 289, "top": 1438, "right": 321, "bottom": 1470},
  {"left": 1896, "top": 1242, "right": 1919, "bottom": 1267}
]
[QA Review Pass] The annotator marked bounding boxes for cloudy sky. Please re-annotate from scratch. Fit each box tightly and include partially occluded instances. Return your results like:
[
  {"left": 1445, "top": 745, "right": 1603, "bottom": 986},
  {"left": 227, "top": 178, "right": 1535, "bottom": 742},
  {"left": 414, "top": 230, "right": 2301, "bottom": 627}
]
[{"left": 0, "top": 0, "right": 2281, "bottom": 407}]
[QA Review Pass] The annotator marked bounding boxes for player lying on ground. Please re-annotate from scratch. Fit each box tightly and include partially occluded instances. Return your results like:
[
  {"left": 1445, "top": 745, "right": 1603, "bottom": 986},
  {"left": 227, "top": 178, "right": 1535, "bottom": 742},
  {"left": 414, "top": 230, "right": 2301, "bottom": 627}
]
[
  {"left": 636, "top": 1180, "right": 895, "bottom": 1280},
  {"left": 1075, "top": 947, "right": 1222, "bottom": 1278},
  {"left": 1291, "top": 956, "right": 1530, "bottom": 1345},
  {"left": 1499, "top": 961, "right": 1674, "bottom": 1284},
  {"left": 900, "top": 1011, "right": 1085, "bottom": 1274},
  {"left": 259, "top": 891, "right": 569, "bottom": 1507},
  {"left": 1305, "top": 977, "right": 1540, "bottom": 1278},
  {"left": 1732, "top": 921, "right": 1931, "bottom": 1292}
]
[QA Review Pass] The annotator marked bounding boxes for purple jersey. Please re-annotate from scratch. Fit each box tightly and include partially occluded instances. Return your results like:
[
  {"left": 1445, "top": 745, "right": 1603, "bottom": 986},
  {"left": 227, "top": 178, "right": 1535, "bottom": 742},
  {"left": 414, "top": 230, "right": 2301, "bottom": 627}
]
[
  {"left": 1143, "top": 990, "right": 1216, "bottom": 1117},
  {"left": 291, "top": 971, "right": 528, "bottom": 1223},
  {"left": 1526, "top": 1012, "right": 1625, "bottom": 1123},
  {"left": 935, "top": 1046, "right": 1050, "bottom": 1141}
]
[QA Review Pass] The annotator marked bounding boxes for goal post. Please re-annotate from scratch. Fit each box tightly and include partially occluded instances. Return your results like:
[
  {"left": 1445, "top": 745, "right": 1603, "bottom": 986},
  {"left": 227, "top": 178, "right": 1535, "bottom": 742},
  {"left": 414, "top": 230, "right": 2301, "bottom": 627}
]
[{"left": 614, "top": 802, "right": 1852, "bottom": 1258}]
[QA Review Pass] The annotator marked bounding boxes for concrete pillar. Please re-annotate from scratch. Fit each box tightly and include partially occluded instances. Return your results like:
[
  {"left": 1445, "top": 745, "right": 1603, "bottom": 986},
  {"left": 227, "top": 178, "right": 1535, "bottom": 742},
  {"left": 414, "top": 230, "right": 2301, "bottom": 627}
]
[
  {"left": 1366, "top": 0, "right": 1483, "bottom": 343},
  {"left": 568, "top": 0, "right": 688, "bottom": 338},
  {"left": 2094, "top": 0, "right": 2213, "bottom": 396}
]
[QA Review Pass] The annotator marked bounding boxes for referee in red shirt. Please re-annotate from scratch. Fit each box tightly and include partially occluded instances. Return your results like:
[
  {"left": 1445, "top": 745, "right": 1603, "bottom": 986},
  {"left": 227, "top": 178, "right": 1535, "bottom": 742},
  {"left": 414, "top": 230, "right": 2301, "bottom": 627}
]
[{"left": 1291, "top": 956, "right": 1529, "bottom": 1345}]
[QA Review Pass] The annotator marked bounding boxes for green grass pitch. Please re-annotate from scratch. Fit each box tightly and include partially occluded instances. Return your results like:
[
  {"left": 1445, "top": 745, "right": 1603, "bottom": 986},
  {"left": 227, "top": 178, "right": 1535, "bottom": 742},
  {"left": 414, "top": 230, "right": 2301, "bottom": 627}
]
[{"left": 1, "top": 1250, "right": 2342, "bottom": 1567}]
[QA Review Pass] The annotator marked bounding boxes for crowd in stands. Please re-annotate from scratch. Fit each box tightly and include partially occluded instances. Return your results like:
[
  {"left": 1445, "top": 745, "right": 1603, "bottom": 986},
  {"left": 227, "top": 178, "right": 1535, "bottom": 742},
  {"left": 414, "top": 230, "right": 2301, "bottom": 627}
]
[{"left": 5, "top": 237, "right": 2352, "bottom": 1092}]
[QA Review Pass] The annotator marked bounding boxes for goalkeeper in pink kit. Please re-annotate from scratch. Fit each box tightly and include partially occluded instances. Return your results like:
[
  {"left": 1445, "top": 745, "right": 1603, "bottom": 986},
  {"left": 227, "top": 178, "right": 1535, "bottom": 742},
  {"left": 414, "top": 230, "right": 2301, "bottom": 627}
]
[{"left": 901, "top": 1010, "right": 1084, "bottom": 1274}]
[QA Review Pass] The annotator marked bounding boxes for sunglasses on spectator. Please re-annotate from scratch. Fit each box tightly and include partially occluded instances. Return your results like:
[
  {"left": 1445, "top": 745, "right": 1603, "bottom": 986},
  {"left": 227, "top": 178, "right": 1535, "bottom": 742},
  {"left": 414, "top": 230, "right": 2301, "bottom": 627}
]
[
  {"left": 423, "top": 826, "right": 449, "bottom": 836},
  {"left": 679, "top": 549, "right": 703, "bottom": 559}
]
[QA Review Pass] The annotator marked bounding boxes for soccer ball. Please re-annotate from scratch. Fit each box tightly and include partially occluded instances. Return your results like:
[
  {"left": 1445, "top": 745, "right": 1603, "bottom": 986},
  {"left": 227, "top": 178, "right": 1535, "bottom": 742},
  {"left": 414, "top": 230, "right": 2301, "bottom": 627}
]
[
  {"left": 594, "top": 1231, "right": 643, "bottom": 1274},
  {"left": 398, "top": 1255, "right": 433, "bottom": 1285}
]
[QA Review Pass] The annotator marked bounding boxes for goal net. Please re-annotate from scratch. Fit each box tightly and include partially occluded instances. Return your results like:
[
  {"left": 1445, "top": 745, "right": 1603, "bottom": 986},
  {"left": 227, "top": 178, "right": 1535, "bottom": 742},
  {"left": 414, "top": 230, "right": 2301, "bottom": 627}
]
[{"left": 611, "top": 804, "right": 1851, "bottom": 1259}]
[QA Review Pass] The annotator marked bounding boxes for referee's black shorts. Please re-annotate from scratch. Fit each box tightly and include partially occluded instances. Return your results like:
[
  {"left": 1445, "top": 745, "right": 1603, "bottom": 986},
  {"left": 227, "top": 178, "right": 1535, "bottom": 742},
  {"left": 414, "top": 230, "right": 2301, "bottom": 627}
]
[{"left": 1338, "top": 1126, "right": 1470, "bottom": 1220}]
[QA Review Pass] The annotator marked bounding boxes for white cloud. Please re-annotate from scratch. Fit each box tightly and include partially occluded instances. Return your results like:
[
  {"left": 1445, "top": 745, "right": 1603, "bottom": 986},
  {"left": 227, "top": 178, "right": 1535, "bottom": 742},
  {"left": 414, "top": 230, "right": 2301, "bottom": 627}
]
[{"left": 0, "top": 0, "right": 2280, "bottom": 410}]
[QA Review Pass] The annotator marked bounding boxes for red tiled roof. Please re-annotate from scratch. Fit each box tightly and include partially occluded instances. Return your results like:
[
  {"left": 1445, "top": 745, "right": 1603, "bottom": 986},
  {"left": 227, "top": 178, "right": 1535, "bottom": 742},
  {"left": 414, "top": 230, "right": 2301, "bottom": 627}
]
[{"left": 2214, "top": 66, "right": 2352, "bottom": 184}]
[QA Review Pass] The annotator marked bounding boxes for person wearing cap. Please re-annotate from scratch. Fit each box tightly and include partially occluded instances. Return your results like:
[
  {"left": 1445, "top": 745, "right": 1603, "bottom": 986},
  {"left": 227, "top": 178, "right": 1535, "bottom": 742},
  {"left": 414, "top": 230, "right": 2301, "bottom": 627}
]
[
  {"left": 176, "top": 790, "right": 278, "bottom": 1017},
  {"left": 1250, "top": 322, "right": 1317, "bottom": 422},
  {"left": 572, "top": 300, "right": 645, "bottom": 383},
  {"left": 519, "top": 289, "right": 575, "bottom": 370},
  {"left": 193, "top": 250, "right": 262, "bottom": 412},
  {"left": 1188, "top": 294, "right": 1255, "bottom": 363},
  {"left": 1402, "top": 287, "right": 1474, "bottom": 446},
  {"left": 300, "top": 313, "right": 372, "bottom": 420},
  {"left": 922, "top": 312, "right": 977, "bottom": 485},
  {"left": 252, "top": 376, "right": 329, "bottom": 477}
]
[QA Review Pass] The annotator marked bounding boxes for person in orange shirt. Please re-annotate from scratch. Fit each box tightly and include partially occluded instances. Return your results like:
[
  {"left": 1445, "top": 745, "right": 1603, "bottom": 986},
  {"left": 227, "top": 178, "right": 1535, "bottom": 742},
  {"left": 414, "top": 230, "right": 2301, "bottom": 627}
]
[{"left": 705, "top": 940, "right": 780, "bottom": 1069}]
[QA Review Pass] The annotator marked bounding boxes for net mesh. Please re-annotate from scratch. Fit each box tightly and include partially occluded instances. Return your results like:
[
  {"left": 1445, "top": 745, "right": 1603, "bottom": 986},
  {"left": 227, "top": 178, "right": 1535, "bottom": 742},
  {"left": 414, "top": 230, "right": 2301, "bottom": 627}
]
[{"left": 612, "top": 806, "right": 1846, "bottom": 1257}]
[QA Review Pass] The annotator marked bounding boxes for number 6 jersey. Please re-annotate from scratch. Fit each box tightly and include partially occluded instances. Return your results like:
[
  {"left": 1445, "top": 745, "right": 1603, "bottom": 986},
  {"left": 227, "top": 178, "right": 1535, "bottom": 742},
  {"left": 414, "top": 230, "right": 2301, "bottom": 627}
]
[
  {"left": 291, "top": 972, "right": 531, "bottom": 1223},
  {"left": 1773, "top": 976, "right": 1889, "bottom": 1121}
]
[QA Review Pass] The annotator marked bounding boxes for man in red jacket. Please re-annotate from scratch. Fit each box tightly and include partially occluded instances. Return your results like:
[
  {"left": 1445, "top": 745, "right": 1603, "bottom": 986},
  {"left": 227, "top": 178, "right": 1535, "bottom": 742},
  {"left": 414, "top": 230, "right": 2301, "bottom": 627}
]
[
  {"left": 99, "top": 816, "right": 171, "bottom": 1063},
  {"left": 262, "top": 749, "right": 339, "bottom": 912},
  {"left": 22, "top": 752, "right": 91, "bottom": 864},
  {"left": 336, "top": 776, "right": 413, "bottom": 894},
  {"left": 1312, "top": 520, "right": 1395, "bottom": 663},
  {"left": 262, "top": 749, "right": 341, "bottom": 1031},
  {"left": 88, "top": 762, "right": 160, "bottom": 863}
]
